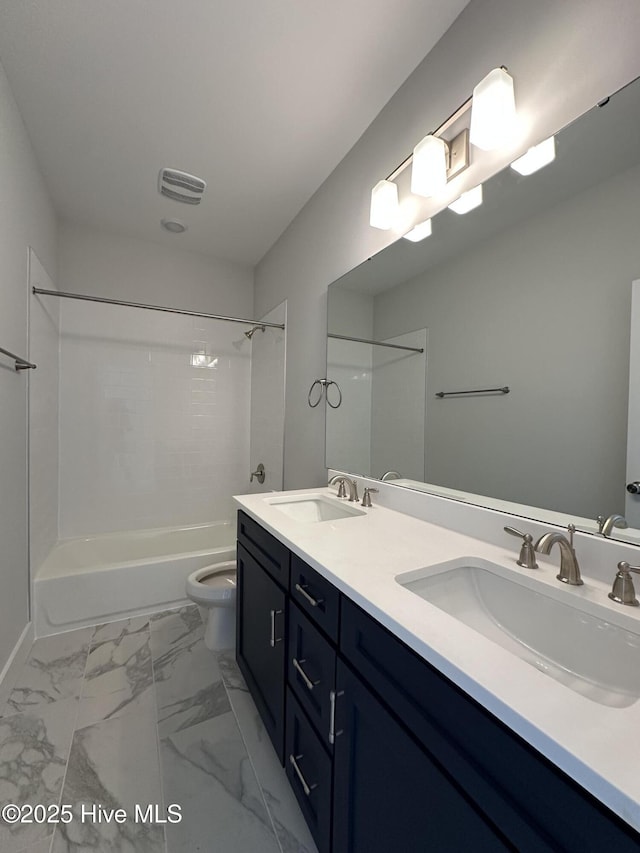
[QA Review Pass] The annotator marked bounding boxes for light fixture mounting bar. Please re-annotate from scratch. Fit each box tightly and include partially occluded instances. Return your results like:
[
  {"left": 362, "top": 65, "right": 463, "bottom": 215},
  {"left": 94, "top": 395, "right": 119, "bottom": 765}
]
[{"left": 386, "top": 95, "right": 473, "bottom": 183}]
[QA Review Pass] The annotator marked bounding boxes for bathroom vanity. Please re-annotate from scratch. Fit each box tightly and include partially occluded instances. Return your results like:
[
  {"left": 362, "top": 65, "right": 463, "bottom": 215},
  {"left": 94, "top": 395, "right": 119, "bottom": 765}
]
[{"left": 234, "top": 489, "right": 640, "bottom": 853}]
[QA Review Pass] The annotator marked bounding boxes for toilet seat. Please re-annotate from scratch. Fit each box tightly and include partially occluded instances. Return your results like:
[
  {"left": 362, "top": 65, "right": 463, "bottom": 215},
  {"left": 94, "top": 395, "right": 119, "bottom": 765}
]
[{"left": 186, "top": 561, "right": 236, "bottom": 607}]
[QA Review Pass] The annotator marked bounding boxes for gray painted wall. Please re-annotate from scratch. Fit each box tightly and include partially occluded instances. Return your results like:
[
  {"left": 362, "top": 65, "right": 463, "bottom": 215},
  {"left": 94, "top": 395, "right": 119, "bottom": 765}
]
[
  {"left": 254, "top": 0, "right": 640, "bottom": 489},
  {"left": 0, "top": 58, "right": 57, "bottom": 673}
]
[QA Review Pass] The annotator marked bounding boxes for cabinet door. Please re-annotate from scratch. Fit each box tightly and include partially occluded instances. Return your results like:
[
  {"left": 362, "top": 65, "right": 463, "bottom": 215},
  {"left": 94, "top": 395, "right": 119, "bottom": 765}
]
[
  {"left": 332, "top": 661, "right": 511, "bottom": 853},
  {"left": 236, "top": 542, "right": 287, "bottom": 763}
]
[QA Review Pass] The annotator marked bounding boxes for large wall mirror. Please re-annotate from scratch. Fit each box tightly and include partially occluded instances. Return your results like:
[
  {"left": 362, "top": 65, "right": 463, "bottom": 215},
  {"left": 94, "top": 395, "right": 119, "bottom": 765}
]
[{"left": 326, "top": 74, "right": 640, "bottom": 544}]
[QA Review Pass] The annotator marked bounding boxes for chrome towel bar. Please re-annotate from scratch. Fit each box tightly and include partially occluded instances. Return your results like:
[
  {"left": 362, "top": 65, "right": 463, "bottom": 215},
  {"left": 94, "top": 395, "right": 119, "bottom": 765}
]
[
  {"left": 0, "top": 345, "right": 36, "bottom": 372},
  {"left": 436, "top": 386, "right": 509, "bottom": 398}
]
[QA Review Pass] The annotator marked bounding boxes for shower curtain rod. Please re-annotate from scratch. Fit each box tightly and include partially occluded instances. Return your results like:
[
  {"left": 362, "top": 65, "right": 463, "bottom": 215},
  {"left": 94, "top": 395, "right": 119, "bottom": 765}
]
[
  {"left": 32, "top": 287, "right": 286, "bottom": 330},
  {"left": 328, "top": 332, "right": 424, "bottom": 354}
]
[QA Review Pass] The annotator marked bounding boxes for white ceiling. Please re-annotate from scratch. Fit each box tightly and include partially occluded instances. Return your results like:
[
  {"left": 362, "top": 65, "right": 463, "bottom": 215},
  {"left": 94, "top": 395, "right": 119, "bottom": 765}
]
[{"left": 0, "top": 0, "right": 470, "bottom": 265}]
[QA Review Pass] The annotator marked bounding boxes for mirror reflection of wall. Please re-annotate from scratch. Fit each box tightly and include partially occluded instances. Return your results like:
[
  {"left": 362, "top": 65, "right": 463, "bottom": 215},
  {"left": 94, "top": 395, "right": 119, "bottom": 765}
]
[{"left": 327, "top": 74, "right": 640, "bottom": 538}]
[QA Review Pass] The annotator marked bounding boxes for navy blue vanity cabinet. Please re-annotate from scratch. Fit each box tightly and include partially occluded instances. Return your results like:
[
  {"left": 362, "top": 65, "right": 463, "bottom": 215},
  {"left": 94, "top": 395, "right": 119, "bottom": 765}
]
[
  {"left": 332, "top": 659, "right": 512, "bottom": 853},
  {"left": 236, "top": 535, "right": 289, "bottom": 763},
  {"left": 236, "top": 512, "right": 640, "bottom": 851},
  {"left": 340, "top": 598, "right": 640, "bottom": 852}
]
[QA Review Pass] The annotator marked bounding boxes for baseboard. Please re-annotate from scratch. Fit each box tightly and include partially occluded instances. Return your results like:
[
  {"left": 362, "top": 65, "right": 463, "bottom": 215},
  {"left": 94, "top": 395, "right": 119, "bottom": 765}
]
[{"left": 0, "top": 621, "right": 34, "bottom": 710}]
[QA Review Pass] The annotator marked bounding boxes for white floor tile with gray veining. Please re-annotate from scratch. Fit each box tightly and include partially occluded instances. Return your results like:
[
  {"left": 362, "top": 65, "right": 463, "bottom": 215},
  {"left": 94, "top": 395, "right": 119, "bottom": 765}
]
[
  {"left": 2, "top": 628, "right": 93, "bottom": 717},
  {"left": 0, "top": 607, "right": 318, "bottom": 853}
]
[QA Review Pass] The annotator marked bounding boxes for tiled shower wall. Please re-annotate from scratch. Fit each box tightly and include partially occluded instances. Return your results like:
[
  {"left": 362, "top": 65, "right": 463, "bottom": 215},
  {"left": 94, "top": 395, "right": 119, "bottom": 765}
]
[{"left": 58, "top": 299, "right": 252, "bottom": 537}]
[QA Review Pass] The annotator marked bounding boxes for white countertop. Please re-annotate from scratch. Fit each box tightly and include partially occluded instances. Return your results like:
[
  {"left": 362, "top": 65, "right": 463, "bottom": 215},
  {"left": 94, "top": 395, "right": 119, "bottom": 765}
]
[{"left": 234, "top": 487, "right": 640, "bottom": 834}]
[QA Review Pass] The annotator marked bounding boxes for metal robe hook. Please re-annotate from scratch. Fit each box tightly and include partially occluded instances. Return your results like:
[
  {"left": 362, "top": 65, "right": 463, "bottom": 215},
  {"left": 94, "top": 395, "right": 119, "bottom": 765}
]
[{"left": 308, "top": 378, "right": 342, "bottom": 408}]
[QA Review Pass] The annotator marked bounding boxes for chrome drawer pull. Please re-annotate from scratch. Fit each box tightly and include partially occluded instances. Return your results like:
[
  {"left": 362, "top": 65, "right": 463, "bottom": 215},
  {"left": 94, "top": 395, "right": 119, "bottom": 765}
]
[
  {"left": 292, "top": 657, "right": 319, "bottom": 690},
  {"left": 295, "top": 583, "right": 324, "bottom": 608},
  {"left": 289, "top": 754, "right": 317, "bottom": 796},
  {"left": 269, "top": 609, "right": 284, "bottom": 648},
  {"left": 328, "top": 689, "right": 344, "bottom": 744}
]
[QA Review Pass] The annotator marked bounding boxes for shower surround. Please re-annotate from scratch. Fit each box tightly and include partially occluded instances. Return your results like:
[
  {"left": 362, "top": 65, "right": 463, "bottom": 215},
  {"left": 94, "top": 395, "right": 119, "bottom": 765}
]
[{"left": 57, "top": 297, "right": 251, "bottom": 537}]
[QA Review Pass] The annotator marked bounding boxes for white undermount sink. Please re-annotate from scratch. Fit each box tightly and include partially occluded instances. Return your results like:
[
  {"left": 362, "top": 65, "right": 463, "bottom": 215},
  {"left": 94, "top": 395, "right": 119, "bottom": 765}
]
[
  {"left": 265, "top": 494, "right": 366, "bottom": 523},
  {"left": 396, "top": 557, "right": 640, "bottom": 708}
]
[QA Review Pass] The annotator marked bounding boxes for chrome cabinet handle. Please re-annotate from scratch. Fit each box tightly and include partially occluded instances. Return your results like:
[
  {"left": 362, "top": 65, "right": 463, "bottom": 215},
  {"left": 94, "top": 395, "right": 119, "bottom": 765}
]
[
  {"left": 292, "top": 657, "right": 319, "bottom": 690},
  {"left": 289, "top": 754, "right": 316, "bottom": 796},
  {"left": 269, "top": 609, "right": 283, "bottom": 648},
  {"left": 328, "top": 689, "right": 344, "bottom": 744},
  {"left": 294, "top": 583, "right": 324, "bottom": 608}
]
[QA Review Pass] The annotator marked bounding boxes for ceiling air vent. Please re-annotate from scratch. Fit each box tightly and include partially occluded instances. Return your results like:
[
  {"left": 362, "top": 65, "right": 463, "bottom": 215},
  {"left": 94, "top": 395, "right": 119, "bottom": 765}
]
[{"left": 158, "top": 168, "right": 206, "bottom": 205}]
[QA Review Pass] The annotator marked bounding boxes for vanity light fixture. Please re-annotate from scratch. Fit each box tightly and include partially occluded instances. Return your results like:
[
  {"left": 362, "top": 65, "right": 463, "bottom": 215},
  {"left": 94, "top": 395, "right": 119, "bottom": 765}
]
[
  {"left": 403, "top": 218, "right": 432, "bottom": 242},
  {"left": 448, "top": 184, "right": 483, "bottom": 214},
  {"left": 411, "top": 135, "right": 448, "bottom": 197},
  {"left": 510, "top": 135, "right": 556, "bottom": 176},
  {"left": 469, "top": 67, "right": 517, "bottom": 151},
  {"left": 369, "top": 67, "right": 516, "bottom": 230},
  {"left": 369, "top": 180, "right": 400, "bottom": 230}
]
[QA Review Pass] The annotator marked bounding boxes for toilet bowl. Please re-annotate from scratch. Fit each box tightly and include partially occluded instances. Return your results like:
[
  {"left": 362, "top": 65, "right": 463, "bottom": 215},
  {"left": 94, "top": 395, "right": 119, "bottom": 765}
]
[{"left": 185, "top": 560, "right": 237, "bottom": 650}]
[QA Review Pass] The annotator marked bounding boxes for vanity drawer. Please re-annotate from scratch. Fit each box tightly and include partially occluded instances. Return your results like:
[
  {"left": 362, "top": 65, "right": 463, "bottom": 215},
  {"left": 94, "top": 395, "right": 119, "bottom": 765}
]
[
  {"left": 340, "top": 597, "right": 640, "bottom": 852},
  {"left": 285, "top": 688, "right": 333, "bottom": 853},
  {"left": 290, "top": 554, "right": 340, "bottom": 642},
  {"left": 237, "top": 510, "right": 290, "bottom": 588},
  {"left": 288, "top": 602, "right": 336, "bottom": 748}
]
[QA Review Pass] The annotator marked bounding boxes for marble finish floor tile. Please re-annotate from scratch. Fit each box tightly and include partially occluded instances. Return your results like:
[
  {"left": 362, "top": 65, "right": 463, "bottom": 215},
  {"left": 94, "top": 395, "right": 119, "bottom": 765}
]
[
  {"left": 161, "top": 710, "right": 280, "bottom": 853},
  {"left": 90, "top": 615, "right": 150, "bottom": 648},
  {"left": 17, "top": 838, "right": 53, "bottom": 853},
  {"left": 218, "top": 651, "right": 318, "bottom": 853},
  {"left": 152, "top": 611, "right": 230, "bottom": 739},
  {"left": 76, "top": 622, "right": 155, "bottom": 730},
  {"left": 51, "top": 711, "right": 164, "bottom": 853},
  {"left": 149, "top": 606, "right": 202, "bottom": 660},
  {"left": 0, "top": 698, "right": 78, "bottom": 853},
  {"left": 3, "top": 629, "right": 93, "bottom": 716}
]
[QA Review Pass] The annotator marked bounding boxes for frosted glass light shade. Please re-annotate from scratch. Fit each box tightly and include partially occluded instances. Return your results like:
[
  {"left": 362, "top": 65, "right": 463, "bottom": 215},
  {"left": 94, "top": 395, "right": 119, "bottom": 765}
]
[
  {"left": 511, "top": 136, "right": 556, "bottom": 176},
  {"left": 448, "top": 184, "right": 483, "bottom": 214},
  {"left": 403, "top": 219, "right": 432, "bottom": 242},
  {"left": 469, "top": 68, "right": 517, "bottom": 151},
  {"left": 370, "top": 180, "right": 399, "bottom": 230},
  {"left": 411, "top": 135, "right": 448, "bottom": 198}
]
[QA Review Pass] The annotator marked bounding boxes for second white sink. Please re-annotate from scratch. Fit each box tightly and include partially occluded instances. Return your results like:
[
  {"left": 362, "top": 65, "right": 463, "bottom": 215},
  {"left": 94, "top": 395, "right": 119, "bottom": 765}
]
[
  {"left": 397, "top": 557, "right": 640, "bottom": 708},
  {"left": 265, "top": 494, "right": 366, "bottom": 523}
]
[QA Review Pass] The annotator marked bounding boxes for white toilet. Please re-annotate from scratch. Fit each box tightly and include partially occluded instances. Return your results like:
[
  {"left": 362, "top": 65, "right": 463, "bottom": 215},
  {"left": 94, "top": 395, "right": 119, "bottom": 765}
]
[{"left": 185, "top": 560, "right": 237, "bottom": 650}]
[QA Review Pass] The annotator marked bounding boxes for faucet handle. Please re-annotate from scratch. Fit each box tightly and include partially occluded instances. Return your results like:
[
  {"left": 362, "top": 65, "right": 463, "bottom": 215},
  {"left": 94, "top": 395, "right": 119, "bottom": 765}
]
[
  {"left": 361, "top": 487, "right": 379, "bottom": 508},
  {"left": 608, "top": 561, "right": 640, "bottom": 606},
  {"left": 504, "top": 526, "right": 538, "bottom": 570}
]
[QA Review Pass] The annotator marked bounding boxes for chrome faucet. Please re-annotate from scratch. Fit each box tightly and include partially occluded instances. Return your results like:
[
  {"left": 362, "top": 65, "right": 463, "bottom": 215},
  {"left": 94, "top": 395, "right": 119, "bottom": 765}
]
[
  {"left": 608, "top": 561, "right": 640, "bottom": 606},
  {"left": 596, "top": 514, "right": 628, "bottom": 538},
  {"left": 328, "top": 475, "right": 359, "bottom": 502},
  {"left": 328, "top": 474, "right": 348, "bottom": 498},
  {"left": 380, "top": 471, "right": 401, "bottom": 481},
  {"left": 534, "top": 524, "right": 583, "bottom": 586}
]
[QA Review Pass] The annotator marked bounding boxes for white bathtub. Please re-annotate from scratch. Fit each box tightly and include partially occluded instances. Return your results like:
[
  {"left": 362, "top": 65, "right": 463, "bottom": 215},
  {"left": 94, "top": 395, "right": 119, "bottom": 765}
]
[{"left": 34, "top": 521, "right": 235, "bottom": 637}]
